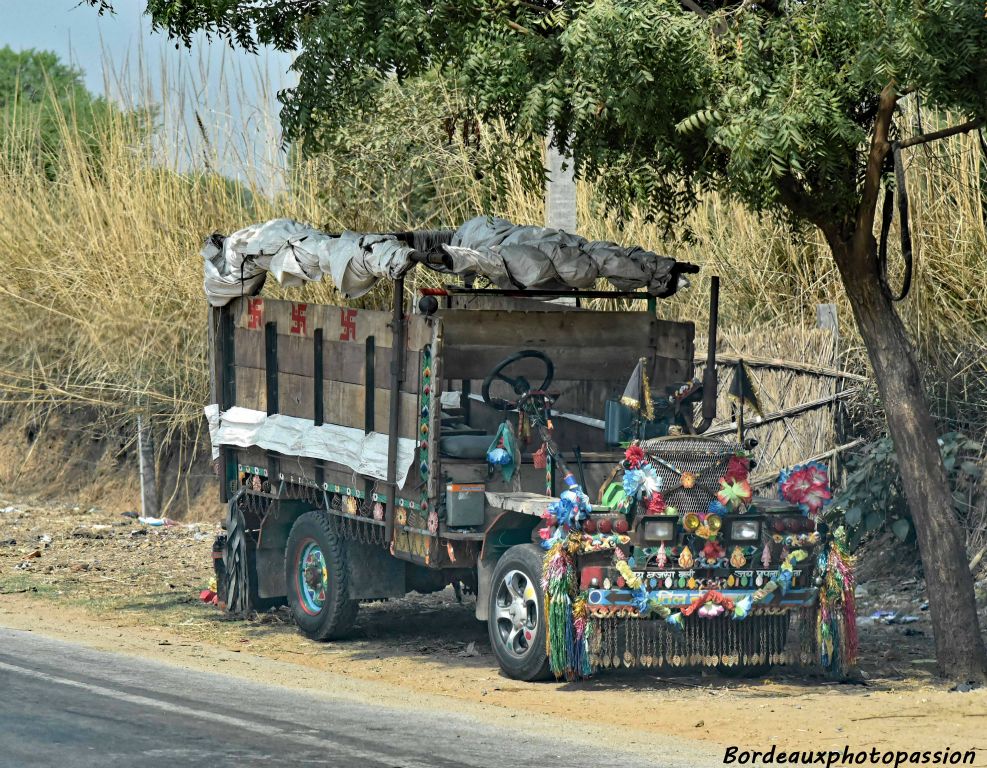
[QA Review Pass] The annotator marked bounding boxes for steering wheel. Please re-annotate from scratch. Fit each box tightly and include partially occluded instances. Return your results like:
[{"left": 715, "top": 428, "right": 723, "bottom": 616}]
[{"left": 481, "top": 350, "right": 555, "bottom": 411}]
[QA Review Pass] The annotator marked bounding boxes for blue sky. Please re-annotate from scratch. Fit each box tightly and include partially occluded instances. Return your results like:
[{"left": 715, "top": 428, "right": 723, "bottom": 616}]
[{"left": 0, "top": 0, "right": 295, "bottom": 181}]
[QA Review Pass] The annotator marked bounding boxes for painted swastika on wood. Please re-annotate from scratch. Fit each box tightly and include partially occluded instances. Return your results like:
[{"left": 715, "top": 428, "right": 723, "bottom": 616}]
[
  {"left": 290, "top": 303, "right": 307, "bottom": 335},
  {"left": 339, "top": 308, "right": 357, "bottom": 341},
  {"left": 246, "top": 298, "right": 264, "bottom": 330}
]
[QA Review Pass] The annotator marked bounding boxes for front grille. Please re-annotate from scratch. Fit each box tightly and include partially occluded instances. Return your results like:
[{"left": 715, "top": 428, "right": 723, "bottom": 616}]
[{"left": 639, "top": 436, "right": 740, "bottom": 517}]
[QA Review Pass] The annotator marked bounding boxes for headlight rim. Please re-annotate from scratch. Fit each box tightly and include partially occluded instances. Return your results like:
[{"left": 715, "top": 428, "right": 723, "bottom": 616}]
[
  {"left": 642, "top": 518, "right": 677, "bottom": 542},
  {"left": 729, "top": 519, "right": 761, "bottom": 542}
]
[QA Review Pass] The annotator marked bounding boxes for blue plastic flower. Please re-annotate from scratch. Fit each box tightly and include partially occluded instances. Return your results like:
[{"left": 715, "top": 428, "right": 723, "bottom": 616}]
[{"left": 486, "top": 446, "right": 511, "bottom": 466}]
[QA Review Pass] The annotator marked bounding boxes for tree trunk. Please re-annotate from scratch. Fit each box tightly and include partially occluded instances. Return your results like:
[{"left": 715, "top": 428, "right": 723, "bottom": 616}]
[{"left": 825, "top": 232, "right": 987, "bottom": 681}]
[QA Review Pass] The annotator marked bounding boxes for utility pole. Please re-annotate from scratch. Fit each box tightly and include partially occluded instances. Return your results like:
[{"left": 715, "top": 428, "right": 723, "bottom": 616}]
[
  {"left": 138, "top": 414, "right": 159, "bottom": 519},
  {"left": 545, "top": 131, "right": 577, "bottom": 232}
]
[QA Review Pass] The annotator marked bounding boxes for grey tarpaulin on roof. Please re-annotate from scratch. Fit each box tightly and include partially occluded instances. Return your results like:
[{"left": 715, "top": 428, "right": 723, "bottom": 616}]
[
  {"left": 202, "top": 216, "right": 686, "bottom": 306},
  {"left": 444, "top": 216, "right": 681, "bottom": 296}
]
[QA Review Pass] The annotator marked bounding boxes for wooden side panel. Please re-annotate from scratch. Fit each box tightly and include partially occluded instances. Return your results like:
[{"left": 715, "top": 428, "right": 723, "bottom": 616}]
[
  {"left": 234, "top": 297, "right": 431, "bottom": 351},
  {"left": 439, "top": 310, "right": 657, "bottom": 348},
  {"left": 234, "top": 328, "right": 419, "bottom": 394},
  {"left": 439, "top": 309, "right": 693, "bottom": 391},
  {"left": 323, "top": 380, "right": 419, "bottom": 437},
  {"left": 232, "top": 369, "right": 418, "bottom": 437},
  {"left": 234, "top": 367, "right": 265, "bottom": 411},
  {"left": 441, "top": 345, "right": 657, "bottom": 382}
]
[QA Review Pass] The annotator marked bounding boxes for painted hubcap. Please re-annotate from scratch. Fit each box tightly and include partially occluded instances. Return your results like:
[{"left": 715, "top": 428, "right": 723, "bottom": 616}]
[
  {"left": 297, "top": 540, "right": 328, "bottom": 615},
  {"left": 494, "top": 569, "right": 539, "bottom": 658}
]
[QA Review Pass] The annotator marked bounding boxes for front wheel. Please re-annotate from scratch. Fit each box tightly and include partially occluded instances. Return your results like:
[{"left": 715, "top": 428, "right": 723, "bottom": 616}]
[
  {"left": 285, "top": 510, "right": 359, "bottom": 640},
  {"left": 487, "top": 544, "right": 551, "bottom": 681}
]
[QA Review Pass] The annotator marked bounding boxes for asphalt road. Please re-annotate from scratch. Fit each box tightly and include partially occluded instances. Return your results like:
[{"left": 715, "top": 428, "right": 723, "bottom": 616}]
[{"left": 0, "top": 628, "right": 718, "bottom": 768}]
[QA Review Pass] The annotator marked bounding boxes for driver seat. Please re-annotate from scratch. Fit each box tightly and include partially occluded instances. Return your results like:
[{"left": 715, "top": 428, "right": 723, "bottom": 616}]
[
  {"left": 438, "top": 402, "right": 496, "bottom": 459},
  {"left": 439, "top": 433, "right": 494, "bottom": 460}
]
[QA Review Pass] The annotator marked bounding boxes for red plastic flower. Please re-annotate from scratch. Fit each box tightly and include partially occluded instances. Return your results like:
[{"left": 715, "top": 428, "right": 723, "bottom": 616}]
[
  {"left": 780, "top": 463, "right": 832, "bottom": 515},
  {"left": 625, "top": 445, "right": 646, "bottom": 469},
  {"left": 725, "top": 455, "right": 750, "bottom": 483},
  {"left": 702, "top": 540, "right": 725, "bottom": 562},
  {"left": 647, "top": 492, "right": 666, "bottom": 515}
]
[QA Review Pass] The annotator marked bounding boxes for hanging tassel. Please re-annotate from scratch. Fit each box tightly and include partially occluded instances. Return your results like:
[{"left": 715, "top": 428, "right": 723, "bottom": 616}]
[{"left": 816, "top": 526, "right": 858, "bottom": 677}]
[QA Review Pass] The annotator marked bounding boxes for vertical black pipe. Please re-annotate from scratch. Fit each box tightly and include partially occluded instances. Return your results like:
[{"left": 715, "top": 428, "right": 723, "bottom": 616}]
[
  {"left": 313, "top": 328, "right": 324, "bottom": 427},
  {"left": 383, "top": 277, "right": 406, "bottom": 544},
  {"left": 314, "top": 327, "right": 325, "bottom": 491},
  {"left": 365, "top": 336, "right": 376, "bottom": 433},
  {"left": 696, "top": 275, "right": 719, "bottom": 433},
  {"left": 217, "top": 304, "right": 236, "bottom": 503},
  {"left": 265, "top": 321, "right": 279, "bottom": 416}
]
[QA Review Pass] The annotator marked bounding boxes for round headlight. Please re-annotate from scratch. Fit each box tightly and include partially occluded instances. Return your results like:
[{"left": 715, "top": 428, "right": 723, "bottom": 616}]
[
  {"left": 706, "top": 514, "right": 722, "bottom": 533},
  {"left": 682, "top": 512, "right": 700, "bottom": 532}
]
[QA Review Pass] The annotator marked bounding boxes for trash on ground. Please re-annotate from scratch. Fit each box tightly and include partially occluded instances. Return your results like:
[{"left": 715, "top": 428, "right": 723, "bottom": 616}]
[{"left": 138, "top": 516, "right": 176, "bottom": 527}]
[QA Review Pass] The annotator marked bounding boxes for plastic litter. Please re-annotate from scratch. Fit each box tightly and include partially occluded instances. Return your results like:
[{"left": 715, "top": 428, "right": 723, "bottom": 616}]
[
  {"left": 138, "top": 516, "right": 175, "bottom": 527},
  {"left": 870, "top": 610, "right": 896, "bottom": 621}
]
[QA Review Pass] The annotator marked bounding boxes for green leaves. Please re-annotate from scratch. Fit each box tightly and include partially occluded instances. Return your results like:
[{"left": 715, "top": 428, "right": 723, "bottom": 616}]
[
  {"left": 95, "top": 0, "right": 987, "bottom": 233},
  {"left": 834, "top": 432, "right": 985, "bottom": 550}
]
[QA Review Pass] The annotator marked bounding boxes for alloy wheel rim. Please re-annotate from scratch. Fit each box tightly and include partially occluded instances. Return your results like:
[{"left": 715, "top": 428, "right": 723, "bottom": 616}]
[
  {"left": 494, "top": 569, "right": 539, "bottom": 658},
  {"left": 297, "top": 540, "right": 328, "bottom": 615}
]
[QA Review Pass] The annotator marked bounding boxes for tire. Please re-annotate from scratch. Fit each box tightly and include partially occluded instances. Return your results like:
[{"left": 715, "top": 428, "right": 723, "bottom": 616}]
[
  {"left": 487, "top": 544, "right": 552, "bottom": 681},
  {"left": 285, "top": 510, "right": 359, "bottom": 640},
  {"left": 222, "top": 505, "right": 282, "bottom": 616}
]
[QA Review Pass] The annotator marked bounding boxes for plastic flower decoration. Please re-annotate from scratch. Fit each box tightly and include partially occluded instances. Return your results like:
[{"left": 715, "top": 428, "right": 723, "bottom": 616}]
[
  {"left": 725, "top": 455, "right": 750, "bottom": 483},
  {"left": 778, "top": 461, "right": 832, "bottom": 516},
  {"left": 638, "top": 463, "right": 662, "bottom": 497},
  {"left": 624, "top": 444, "right": 646, "bottom": 469},
  {"left": 623, "top": 462, "right": 661, "bottom": 500},
  {"left": 622, "top": 468, "right": 643, "bottom": 500},
  {"left": 646, "top": 492, "right": 666, "bottom": 515},
  {"left": 717, "top": 477, "right": 753, "bottom": 509},
  {"left": 486, "top": 445, "right": 511, "bottom": 465}
]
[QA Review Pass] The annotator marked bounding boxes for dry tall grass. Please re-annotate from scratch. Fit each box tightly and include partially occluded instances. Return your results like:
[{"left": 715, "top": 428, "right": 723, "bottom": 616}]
[{"left": 0, "top": 65, "right": 984, "bottom": 463}]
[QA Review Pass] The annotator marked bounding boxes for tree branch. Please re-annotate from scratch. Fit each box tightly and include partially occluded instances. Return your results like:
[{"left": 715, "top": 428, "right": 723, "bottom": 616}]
[
  {"left": 898, "top": 117, "right": 985, "bottom": 149},
  {"left": 850, "top": 81, "right": 898, "bottom": 269}
]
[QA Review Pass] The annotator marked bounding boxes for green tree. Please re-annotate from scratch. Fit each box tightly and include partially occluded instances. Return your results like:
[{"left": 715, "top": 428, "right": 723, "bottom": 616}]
[
  {"left": 96, "top": 0, "right": 987, "bottom": 679},
  {"left": 0, "top": 46, "right": 120, "bottom": 179}
]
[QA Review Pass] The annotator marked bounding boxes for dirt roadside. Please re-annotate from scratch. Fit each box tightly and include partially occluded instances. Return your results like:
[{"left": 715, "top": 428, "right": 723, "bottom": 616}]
[{"left": 2, "top": 497, "right": 986, "bottom": 763}]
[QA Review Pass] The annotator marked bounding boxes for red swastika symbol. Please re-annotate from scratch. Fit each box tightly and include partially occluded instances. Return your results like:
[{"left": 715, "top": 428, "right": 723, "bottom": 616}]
[
  {"left": 290, "top": 303, "right": 307, "bottom": 335},
  {"left": 246, "top": 298, "right": 264, "bottom": 330},
  {"left": 339, "top": 308, "right": 357, "bottom": 341}
]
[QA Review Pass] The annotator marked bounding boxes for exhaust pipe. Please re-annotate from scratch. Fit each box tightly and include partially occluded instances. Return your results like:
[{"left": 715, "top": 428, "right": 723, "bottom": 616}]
[{"left": 694, "top": 275, "right": 719, "bottom": 434}]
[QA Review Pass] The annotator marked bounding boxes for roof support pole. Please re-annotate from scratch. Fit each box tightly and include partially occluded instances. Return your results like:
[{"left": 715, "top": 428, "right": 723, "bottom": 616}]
[{"left": 384, "top": 276, "right": 406, "bottom": 544}]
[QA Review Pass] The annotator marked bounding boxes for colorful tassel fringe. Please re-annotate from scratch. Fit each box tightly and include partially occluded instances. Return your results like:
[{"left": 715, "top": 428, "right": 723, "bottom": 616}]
[
  {"left": 817, "top": 526, "right": 858, "bottom": 677},
  {"left": 543, "top": 537, "right": 591, "bottom": 680}
]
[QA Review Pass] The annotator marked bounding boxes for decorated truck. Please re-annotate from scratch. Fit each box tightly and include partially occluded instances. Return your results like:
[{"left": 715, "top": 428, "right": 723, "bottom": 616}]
[{"left": 203, "top": 216, "right": 856, "bottom": 681}]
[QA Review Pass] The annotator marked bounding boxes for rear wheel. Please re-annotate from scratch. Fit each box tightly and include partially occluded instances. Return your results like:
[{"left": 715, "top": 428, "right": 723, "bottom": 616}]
[
  {"left": 487, "top": 544, "right": 551, "bottom": 681},
  {"left": 222, "top": 503, "right": 281, "bottom": 615},
  {"left": 285, "top": 510, "right": 359, "bottom": 640}
]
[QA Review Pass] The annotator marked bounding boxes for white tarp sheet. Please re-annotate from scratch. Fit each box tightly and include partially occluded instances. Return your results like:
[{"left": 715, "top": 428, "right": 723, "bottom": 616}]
[{"left": 206, "top": 406, "right": 417, "bottom": 489}]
